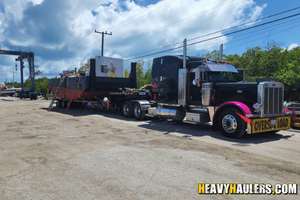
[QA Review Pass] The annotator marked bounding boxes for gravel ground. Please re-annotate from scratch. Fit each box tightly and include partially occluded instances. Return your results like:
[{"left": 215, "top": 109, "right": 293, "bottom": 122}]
[{"left": 0, "top": 96, "right": 299, "bottom": 200}]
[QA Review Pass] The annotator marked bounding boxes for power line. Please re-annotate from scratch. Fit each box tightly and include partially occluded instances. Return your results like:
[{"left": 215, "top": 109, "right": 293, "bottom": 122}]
[
  {"left": 122, "top": 6, "right": 300, "bottom": 58},
  {"left": 110, "top": 0, "right": 178, "bottom": 32},
  {"left": 56, "top": 0, "right": 177, "bottom": 60},
  {"left": 124, "top": 14, "right": 299, "bottom": 60},
  {"left": 225, "top": 22, "right": 300, "bottom": 51},
  {"left": 186, "top": 18, "right": 300, "bottom": 55},
  {"left": 71, "top": 11, "right": 300, "bottom": 62},
  {"left": 61, "top": 0, "right": 236, "bottom": 60},
  {"left": 124, "top": 12, "right": 300, "bottom": 61},
  {"left": 56, "top": 2, "right": 145, "bottom": 59},
  {"left": 107, "top": 0, "right": 236, "bottom": 46},
  {"left": 188, "top": 20, "right": 300, "bottom": 56},
  {"left": 188, "top": 13, "right": 300, "bottom": 47}
]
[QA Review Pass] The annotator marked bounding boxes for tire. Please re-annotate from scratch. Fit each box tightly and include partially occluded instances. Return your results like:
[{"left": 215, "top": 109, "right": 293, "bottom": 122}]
[
  {"left": 66, "top": 100, "right": 72, "bottom": 109},
  {"left": 62, "top": 100, "right": 67, "bottom": 108},
  {"left": 56, "top": 100, "right": 61, "bottom": 107},
  {"left": 30, "top": 95, "right": 33, "bottom": 100},
  {"left": 20, "top": 94, "right": 23, "bottom": 99},
  {"left": 34, "top": 95, "right": 37, "bottom": 100},
  {"left": 133, "top": 103, "right": 146, "bottom": 120},
  {"left": 122, "top": 101, "right": 133, "bottom": 118},
  {"left": 218, "top": 108, "right": 246, "bottom": 138}
]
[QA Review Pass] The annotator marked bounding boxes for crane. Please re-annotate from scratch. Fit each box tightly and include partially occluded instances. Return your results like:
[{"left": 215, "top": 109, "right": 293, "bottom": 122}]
[{"left": 0, "top": 49, "right": 37, "bottom": 100}]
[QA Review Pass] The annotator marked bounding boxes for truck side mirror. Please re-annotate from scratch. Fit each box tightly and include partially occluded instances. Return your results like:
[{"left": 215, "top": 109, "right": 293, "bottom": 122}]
[{"left": 192, "top": 79, "right": 199, "bottom": 86}]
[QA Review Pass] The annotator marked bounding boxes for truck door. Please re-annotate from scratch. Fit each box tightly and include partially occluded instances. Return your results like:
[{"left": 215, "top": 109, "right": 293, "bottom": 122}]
[{"left": 187, "top": 70, "right": 202, "bottom": 105}]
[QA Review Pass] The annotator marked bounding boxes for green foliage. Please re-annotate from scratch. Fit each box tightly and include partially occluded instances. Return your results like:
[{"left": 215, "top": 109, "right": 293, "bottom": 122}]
[
  {"left": 202, "top": 44, "right": 300, "bottom": 100},
  {"left": 35, "top": 77, "right": 50, "bottom": 94},
  {"left": 5, "top": 70, "right": 49, "bottom": 95},
  {"left": 34, "top": 70, "right": 43, "bottom": 76},
  {"left": 4, "top": 81, "right": 21, "bottom": 88},
  {"left": 23, "top": 75, "right": 49, "bottom": 94},
  {"left": 274, "top": 63, "right": 300, "bottom": 87},
  {"left": 134, "top": 45, "right": 300, "bottom": 98},
  {"left": 79, "top": 58, "right": 89, "bottom": 72},
  {"left": 135, "top": 59, "right": 152, "bottom": 88},
  {"left": 4, "top": 44, "right": 300, "bottom": 99}
]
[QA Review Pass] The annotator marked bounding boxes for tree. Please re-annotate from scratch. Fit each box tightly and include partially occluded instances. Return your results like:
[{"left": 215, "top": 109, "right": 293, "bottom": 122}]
[
  {"left": 201, "top": 50, "right": 220, "bottom": 60},
  {"left": 132, "top": 59, "right": 152, "bottom": 88},
  {"left": 198, "top": 43, "right": 300, "bottom": 100},
  {"left": 79, "top": 58, "right": 89, "bottom": 72},
  {"left": 34, "top": 77, "right": 50, "bottom": 94},
  {"left": 136, "top": 59, "right": 145, "bottom": 88}
]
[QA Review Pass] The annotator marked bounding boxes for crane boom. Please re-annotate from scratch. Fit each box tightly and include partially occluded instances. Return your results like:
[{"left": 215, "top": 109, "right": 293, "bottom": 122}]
[{"left": 0, "top": 50, "right": 37, "bottom": 99}]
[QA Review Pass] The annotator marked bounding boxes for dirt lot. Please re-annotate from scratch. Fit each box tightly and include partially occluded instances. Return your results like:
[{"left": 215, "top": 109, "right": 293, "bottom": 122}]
[{"left": 0, "top": 97, "right": 299, "bottom": 199}]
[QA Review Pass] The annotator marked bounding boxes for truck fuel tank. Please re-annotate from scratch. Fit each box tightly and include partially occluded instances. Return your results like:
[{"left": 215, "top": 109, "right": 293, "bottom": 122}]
[
  {"left": 202, "top": 83, "right": 213, "bottom": 106},
  {"left": 148, "top": 106, "right": 185, "bottom": 121}
]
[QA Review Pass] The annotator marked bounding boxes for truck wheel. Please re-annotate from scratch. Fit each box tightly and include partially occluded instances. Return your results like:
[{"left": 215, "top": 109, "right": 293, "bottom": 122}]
[
  {"left": 133, "top": 103, "right": 146, "bottom": 120},
  {"left": 218, "top": 108, "right": 246, "bottom": 138},
  {"left": 30, "top": 95, "right": 33, "bottom": 100},
  {"left": 34, "top": 95, "right": 37, "bottom": 100},
  {"left": 122, "top": 101, "right": 133, "bottom": 118}
]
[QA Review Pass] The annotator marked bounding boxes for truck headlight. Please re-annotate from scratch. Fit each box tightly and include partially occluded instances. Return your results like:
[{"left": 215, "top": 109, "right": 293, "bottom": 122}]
[{"left": 253, "top": 103, "right": 262, "bottom": 113}]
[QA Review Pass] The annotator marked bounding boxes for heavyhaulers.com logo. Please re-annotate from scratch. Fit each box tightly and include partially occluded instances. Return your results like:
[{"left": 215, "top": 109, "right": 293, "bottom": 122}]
[{"left": 198, "top": 183, "right": 298, "bottom": 195}]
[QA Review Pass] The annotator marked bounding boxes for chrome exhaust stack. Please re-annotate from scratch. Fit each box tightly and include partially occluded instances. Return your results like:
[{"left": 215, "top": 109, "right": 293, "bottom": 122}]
[{"left": 178, "top": 39, "right": 187, "bottom": 107}]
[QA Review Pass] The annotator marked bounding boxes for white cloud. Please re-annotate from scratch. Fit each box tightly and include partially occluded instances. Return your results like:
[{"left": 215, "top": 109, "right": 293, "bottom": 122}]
[
  {"left": 248, "top": 3, "right": 267, "bottom": 21},
  {"left": 0, "top": 0, "right": 267, "bottom": 82},
  {"left": 29, "top": 0, "right": 44, "bottom": 6},
  {"left": 288, "top": 43, "right": 299, "bottom": 50}
]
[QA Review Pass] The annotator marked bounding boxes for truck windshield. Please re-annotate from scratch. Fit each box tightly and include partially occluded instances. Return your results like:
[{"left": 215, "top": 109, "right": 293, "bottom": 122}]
[{"left": 207, "top": 72, "right": 236, "bottom": 82}]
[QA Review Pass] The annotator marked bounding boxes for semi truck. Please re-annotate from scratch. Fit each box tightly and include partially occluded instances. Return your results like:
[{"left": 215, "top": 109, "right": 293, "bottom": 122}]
[{"left": 49, "top": 45, "right": 291, "bottom": 138}]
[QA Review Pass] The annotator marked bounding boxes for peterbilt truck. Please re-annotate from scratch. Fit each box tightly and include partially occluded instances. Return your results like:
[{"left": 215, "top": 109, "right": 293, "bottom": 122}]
[
  {"left": 114, "top": 54, "right": 290, "bottom": 138},
  {"left": 50, "top": 55, "right": 291, "bottom": 138}
]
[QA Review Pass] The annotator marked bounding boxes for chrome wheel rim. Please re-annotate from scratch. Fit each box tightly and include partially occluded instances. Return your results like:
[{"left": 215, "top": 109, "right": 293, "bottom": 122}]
[
  {"left": 134, "top": 106, "right": 141, "bottom": 117},
  {"left": 123, "top": 104, "right": 129, "bottom": 115},
  {"left": 222, "top": 114, "right": 237, "bottom": 133}
]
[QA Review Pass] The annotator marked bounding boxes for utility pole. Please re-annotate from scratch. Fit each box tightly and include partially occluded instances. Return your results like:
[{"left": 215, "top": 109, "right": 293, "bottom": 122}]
[{"left": 95, "top": 29, "right": 112, "bottom": 57}]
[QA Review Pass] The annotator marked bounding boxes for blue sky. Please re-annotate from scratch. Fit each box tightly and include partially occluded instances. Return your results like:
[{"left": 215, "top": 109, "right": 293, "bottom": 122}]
[
  {"left": 0, "top": 0, "right": 299, "bottom": 83},
  {"left": 222, "top": 0, "right": 300, "bottom": 56}
]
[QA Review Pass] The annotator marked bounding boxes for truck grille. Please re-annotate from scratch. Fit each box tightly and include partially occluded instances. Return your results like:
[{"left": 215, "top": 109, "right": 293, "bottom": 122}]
[{"left": 263, "top": 86, "right": 283, "bottom": 115}]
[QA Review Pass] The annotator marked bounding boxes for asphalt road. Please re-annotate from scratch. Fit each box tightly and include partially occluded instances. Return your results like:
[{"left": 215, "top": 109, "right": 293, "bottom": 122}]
[{"left": 0, "top": 97, "right": 299, "bottom": 199}]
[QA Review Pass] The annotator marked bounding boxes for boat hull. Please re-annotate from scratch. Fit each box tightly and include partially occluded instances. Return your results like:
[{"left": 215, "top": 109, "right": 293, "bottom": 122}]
[{"left": 49, "top": 75, "right": 136, "bottom": 100}]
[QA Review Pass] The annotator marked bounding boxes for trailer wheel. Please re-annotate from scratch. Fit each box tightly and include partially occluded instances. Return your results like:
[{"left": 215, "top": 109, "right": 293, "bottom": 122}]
[
  {"left": 67, "top": 100, "right": 73, "bottom": 109},
  {"left": 122, "top": 101, "right": 133, "bottom": 118},
  {"left": 133, "top": 103, "right": 146, "bottom": 120},
  {"left": 218, "top": 108, "right": 246, "bottom": 138},
  {"left": 56, "top": 100, "right": 61, "bottom": 107},
  {"left": 62, "top": 100, "right": 67, "bottom": 108}
]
